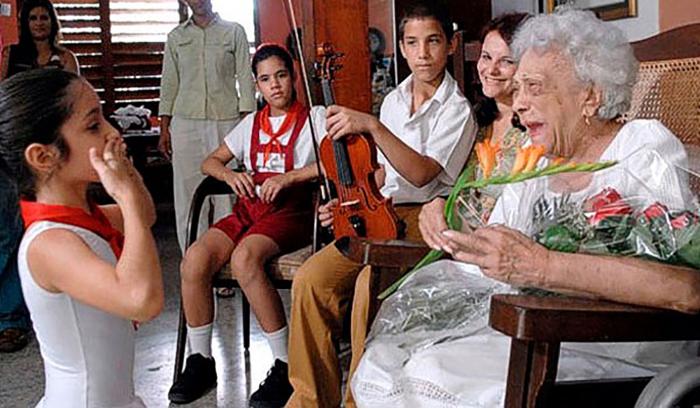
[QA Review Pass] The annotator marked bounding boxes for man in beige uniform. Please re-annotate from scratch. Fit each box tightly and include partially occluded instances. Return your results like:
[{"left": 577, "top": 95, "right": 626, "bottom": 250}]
[
  {"left": 158, "top": 0, "right": 255, "bottom": 252},
  {"left": 287, "top": 3, "right": 478, "bottom": 407}
]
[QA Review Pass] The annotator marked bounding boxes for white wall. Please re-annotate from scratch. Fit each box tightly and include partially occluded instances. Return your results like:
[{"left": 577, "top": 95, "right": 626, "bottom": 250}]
[
  {"left": 491, "top": 0, "right": 660, "bottom": 41},
  {"left": 492, "top": 0, "right": 537, "bottom": 16},
  {"left": 607, "top": 0, "right": 659, "bottom": 41}
]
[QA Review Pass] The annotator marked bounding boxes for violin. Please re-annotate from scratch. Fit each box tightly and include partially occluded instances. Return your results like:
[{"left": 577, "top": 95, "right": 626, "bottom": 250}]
[{"left": 315, "top": 44, "right": 401, "bottom": 240}]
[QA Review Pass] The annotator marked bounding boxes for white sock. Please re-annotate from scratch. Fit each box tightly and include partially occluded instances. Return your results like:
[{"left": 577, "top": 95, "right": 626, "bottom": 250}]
[
  {"left": 264, "top": 325, "right": 289, "bottom": 363},
  {"left": 187, "top": 323, "right": 213, "bottom": 359}
]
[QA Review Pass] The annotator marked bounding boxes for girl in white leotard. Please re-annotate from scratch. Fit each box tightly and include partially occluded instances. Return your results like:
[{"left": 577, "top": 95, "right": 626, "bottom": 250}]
[{"left": 0, "top": 69, "right": 163, "bottom": 407}]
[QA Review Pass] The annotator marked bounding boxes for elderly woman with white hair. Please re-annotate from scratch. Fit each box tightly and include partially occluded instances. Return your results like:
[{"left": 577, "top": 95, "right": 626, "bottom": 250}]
[{"left": 351, "top": 9, "right": 700, "bottom": 408}]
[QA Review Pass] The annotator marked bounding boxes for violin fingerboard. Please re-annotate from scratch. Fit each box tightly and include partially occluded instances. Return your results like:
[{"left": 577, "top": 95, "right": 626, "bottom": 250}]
[{"left": 321, "top": 79, "right": 335, "bottom": 106}]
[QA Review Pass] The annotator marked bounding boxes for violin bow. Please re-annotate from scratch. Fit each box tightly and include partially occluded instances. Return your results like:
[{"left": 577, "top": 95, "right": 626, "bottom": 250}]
[{"left": 281, "top": 0, "right": 331, "bottom": 203}]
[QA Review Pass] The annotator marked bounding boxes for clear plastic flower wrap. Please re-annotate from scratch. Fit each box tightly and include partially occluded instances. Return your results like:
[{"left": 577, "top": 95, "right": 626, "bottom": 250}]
[
  {"left": 523, "top": 151, "right": 700, "bottom": 268},
  {"left": 366, "top": 260, "right": 515, "bottom": 352},
  {"left": 454, "top": 183, "right": 497, "bottom": 231},
  {"left": 453, "top": 128, "right": 528, "bottom": 231}
]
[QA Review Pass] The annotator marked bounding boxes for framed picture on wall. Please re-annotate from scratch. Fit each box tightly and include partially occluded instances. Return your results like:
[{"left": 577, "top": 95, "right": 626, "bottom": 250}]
[{"left": 545, "top": 0, "right": 637, "bottom": 21}]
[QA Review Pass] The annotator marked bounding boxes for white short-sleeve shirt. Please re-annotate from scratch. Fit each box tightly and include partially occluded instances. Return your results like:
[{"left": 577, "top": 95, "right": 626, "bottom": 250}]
[
  {"left": 224, "top": 105, "right": 326, "bottom": 173},
  {"left": 378, "top": 72, "right": 477, "bottom": 204}
]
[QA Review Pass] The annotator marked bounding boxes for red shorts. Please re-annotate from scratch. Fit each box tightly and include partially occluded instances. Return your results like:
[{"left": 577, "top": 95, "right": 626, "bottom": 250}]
[{"left": 212, "top": 193, "right": 313, "bottom": 253}]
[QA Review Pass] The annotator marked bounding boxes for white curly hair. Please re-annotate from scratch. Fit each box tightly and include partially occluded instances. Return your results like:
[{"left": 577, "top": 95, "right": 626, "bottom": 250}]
[{"left": 511, "top": 8, "right": 639, "bottom": 119}]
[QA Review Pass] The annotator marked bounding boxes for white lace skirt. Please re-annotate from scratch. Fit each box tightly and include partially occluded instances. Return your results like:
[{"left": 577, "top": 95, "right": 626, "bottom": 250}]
[{"left": 351, "top": 261, "right": 694, "bottom": 408}]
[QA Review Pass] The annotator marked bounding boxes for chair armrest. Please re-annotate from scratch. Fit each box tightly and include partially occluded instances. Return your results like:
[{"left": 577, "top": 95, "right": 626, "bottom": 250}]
[
  {"left": 489, "top": 294, "right": 700, "bottom": 343},
  {"left": 194, "top": 175, "right": 234, "bottom": 197},
  {"left": 339, "top": 237, "right": 431, "bottom": 269},
  {"left": 185, "top": 176, "right": 235, "bottom": 248}
]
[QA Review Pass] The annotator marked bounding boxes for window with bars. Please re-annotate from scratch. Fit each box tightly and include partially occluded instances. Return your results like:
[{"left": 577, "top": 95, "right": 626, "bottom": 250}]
[
  {"left": 54, "top": 0, "right": 180, "bottom": 113},
  {"left": 110, "top": 0, "right": 180, "bottom": 43}
]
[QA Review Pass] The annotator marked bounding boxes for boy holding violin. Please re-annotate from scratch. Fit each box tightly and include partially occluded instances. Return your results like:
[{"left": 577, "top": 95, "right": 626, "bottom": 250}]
[{"left": 287, "top": 3, "right": 477, "bottom": 407}]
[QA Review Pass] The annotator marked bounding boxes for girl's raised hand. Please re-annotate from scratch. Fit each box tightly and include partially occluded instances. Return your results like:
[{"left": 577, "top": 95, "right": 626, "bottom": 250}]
[{"left": 89, "top": 136, "right": 148, "bottom": 203}]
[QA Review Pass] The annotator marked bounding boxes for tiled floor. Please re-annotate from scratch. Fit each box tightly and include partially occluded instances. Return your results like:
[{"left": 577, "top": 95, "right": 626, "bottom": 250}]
[{"left": 0, "top": 203, "right": 295, "bottom": 408}]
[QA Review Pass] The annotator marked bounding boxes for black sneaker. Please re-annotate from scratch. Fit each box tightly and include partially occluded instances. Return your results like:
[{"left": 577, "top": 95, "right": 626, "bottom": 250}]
[
  {"left": 249, "top": 359, "right": 293, "bottom": 408},
  {"left": 168, "top": 354, "right": 217, "bottom": 404}
]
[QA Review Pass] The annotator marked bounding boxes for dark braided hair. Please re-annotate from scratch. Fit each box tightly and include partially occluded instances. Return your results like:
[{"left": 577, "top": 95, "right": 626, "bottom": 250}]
[
  {"left": 252, "top": 43, "right": 296, "bottom": 79},
  {"left": 0, "top": 69, "right": 79, "bottom": 200}
]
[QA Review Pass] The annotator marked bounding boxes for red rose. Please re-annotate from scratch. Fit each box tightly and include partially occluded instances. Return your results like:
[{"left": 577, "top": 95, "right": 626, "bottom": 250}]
[
  {"left": 642, "top": 202, "right": 669, "bottom": 220},
  {"left": 584, "top": 187, "right": 624, "bottom": 212},
  {"left": 586, "top": 188, "right": 632, "bottom": 225},
  {"left": 671, "top": 211, "right": 699, "bottom": 229},
  {"left": 589, "top": 200, "right": 634, "bottom": 225}
]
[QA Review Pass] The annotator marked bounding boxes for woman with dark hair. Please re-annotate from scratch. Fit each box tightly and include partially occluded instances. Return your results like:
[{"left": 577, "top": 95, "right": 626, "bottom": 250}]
[
  {"left": 0, "top": 69, "right": 162, "bottom": 406},
  {"left": 472, "top": 13, "right": 529, "bottom": 130},
  {"left": 168, "top": 44, "right": 326, "bottom": 407},
  {"left": 421, "top": 12, "right": 530, "bottom": 251},
  {"left": 0, "top": 0, "right": 79, "bottom": 80}
]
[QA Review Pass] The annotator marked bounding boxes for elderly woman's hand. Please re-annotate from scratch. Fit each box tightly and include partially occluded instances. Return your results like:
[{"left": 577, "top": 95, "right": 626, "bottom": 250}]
[
  {"left": 442, "top": 225, "right": 550, "bottom": 287},
  {"left": 419, "top": 197, "right": 450, "bottom": 251}
]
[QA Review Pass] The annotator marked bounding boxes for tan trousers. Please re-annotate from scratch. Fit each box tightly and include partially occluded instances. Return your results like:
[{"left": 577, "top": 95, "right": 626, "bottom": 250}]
[
  {"left": 288, "top": 206, "right": 423, "bottom": 408},
  {"left": 170, "top": 117, "right": 238, "bottom": 253}
]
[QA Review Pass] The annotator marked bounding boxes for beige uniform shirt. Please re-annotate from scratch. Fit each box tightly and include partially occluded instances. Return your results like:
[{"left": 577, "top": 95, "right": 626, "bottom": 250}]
[{"left": 159, "top": 14, "right": 256, "bottom": 120}]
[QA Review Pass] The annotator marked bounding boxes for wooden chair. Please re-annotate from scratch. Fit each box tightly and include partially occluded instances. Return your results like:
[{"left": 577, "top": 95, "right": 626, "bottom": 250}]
[
  {"left": 172, "top": 176, "right": 315, "bottom": 383},
  {"left": 350, "top": 23, "right": 700, "bottom": 408}
]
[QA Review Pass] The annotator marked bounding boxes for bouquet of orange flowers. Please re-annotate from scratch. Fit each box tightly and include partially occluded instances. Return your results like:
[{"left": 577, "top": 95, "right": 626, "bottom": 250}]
[{"left": 379, "top": 139, "right": 616, "bottom": 299}]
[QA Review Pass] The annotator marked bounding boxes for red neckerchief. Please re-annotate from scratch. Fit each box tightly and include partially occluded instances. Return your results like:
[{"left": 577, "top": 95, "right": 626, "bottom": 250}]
[
  {"left": 20, "top": 200, "right": 139, "bottom": 329},
  {"left": 20, "top": 200, "right": 124, "bottom": 259},
  {"left": 257, "top": 101, "right": 303, "bottom": 167}
]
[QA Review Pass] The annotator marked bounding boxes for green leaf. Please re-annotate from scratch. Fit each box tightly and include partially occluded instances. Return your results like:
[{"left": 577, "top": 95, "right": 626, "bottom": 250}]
[
  {"left": 538, "top": 224, "right": 579, "bottom": 253},
  {"left": 594, "top": 215, "right": 636, "bottom": 255},
  {"left": 675, "top": 226, "right": 700, "bottom": 269}
]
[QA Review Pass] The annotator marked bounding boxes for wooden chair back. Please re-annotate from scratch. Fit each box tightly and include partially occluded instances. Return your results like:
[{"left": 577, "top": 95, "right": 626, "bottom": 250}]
[
  {"left": 626, "top": 23, "right": 700, "bottom": 194},
  {"left": 626, "top": 50, "right": 700, "bottom": 146}
]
